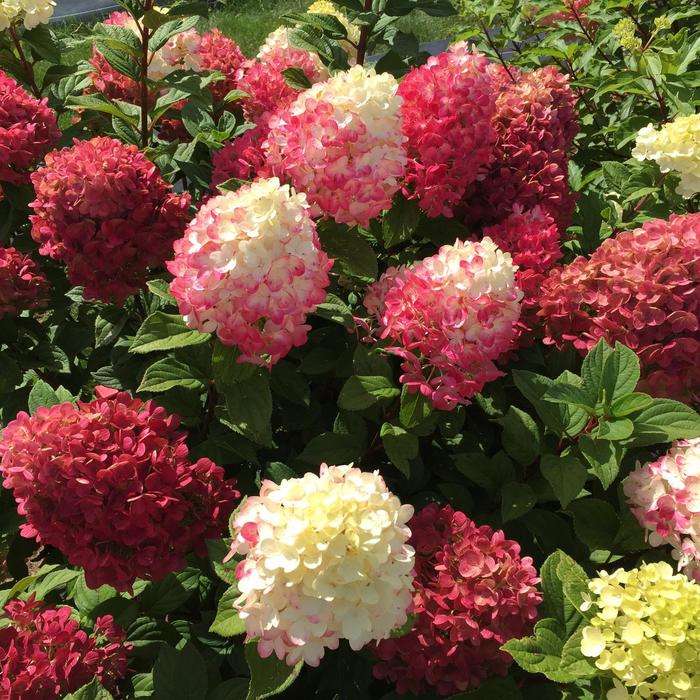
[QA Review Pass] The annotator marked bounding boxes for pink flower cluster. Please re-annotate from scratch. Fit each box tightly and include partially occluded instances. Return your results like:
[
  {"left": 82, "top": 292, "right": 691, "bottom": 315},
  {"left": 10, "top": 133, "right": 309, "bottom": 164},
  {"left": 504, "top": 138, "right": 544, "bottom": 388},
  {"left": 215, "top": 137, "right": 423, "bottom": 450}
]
[
  {"left": 365, "top": 238, "right": 521, "bottom": 410},
  {"left": 0, "top": 70, "right": 59, "bottom": 186},
  {"left": 29, "top": 136, "right": 190, "bottom": 305},
  {"left": 398, "top": 43, "right": 496, "bottom": 218},
  {"left": 461, "top": 65, "right": 579, "bottom": 230},
  {"left": 211, "top": 126, "right": 270, "bottom": 188},
  {"left": 265, "top": 65, "right": 406, "bottom": 227},
  {"left": 0, "top": 386, "right": 240, "bottom": 591},
  {"left": 373, "top": 503, "right": 542, "bottom": 696},
  {"left": 625, "top": 438, "right": 700, "bottom": 582},
  {"left": 168, "top": 177, "right": 332, "bottom": 366},
  {"left": 0, "top": 597, "right": 130, "bottom": 699},
  {"left": 0, "top": 247, "right": 49, "bottom": 319},
  {"left": 538, "top": 212, "right": 700, "bottom": 402}
]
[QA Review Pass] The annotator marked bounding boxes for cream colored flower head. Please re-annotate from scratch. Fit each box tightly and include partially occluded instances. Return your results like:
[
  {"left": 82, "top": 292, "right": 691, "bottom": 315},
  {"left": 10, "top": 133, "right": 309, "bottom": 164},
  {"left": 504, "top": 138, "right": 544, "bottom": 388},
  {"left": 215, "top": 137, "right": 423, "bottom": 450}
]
[
  {"left": 0, "top": 0, "right": 55, "bottom": 30},
  {"left": 581, "top": 561, "right": 700, "bottom": 699},
  {"left": 632, "top": 113, "right": 700, "bottom": 198},
  {"left": 229, "top": 464, "right": 415, "bottom": 667}
]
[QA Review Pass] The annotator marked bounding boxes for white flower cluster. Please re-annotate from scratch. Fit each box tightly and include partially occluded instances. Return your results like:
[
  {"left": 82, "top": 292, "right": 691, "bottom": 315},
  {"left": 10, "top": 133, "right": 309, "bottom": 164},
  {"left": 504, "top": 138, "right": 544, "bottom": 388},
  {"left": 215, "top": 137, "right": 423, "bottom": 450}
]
[
  {"left": 0, "top": 0, "right": 55, "bottom": 30},
  {"left": 229, "top": 464, "right": 415, "bottom": 666}
]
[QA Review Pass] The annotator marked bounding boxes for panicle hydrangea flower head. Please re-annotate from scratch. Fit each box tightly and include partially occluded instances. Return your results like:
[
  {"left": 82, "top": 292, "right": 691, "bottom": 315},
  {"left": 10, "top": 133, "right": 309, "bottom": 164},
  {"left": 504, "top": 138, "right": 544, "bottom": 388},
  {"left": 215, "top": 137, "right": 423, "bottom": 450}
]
[
  {"left": 0, "top": 70, "right": 60, "bottom": 186},
  {"left": 237, "top": 29, "right": 328, "bottom": 128},
  {"left": 29, "top": 136, "right": 191, "bottom": 305},
  {"left": 397, "top": 43, "right": 497, "bottom": 218},
  {"left": 580, "top": 561, "right": 700, "bottom": 700},
  {"left": 266, "top": 65, "right": 407, "bottom": 227},
  {"left": 0, "top": 0, "right": 55, "bottom": 30},
  {"left": 364, "top": 238, "right": 522, "bottom": 410},
  {"left": 373, "top": 503, "right": 542, "bottom": 696},
  {"left": 632, "top": 113, "right": 700, "bottom": 198},
  {"left": 307, "top": 0, "right": 360, "bottom": 61},
  {"left": 229, "top": 464, "right": 415, "bottom": 667},
  {"left": 625, "top": 439, "right": 700, "bottom": 581},
  {"left": 483, "top": 205, "right": 562, "bottom": 343},
  {"left": 0, "top": 247, "right": 49, "bottom": 319},
  {"left": 211, "top": 126, "right": 271, "bottom": 188},
  {"left": 0, "top": 386, "right": 240, "bottom": 591},
  {"left": 461, "top": 65, "right": 579, "bottom": 230},
  {"left": 0, "top": 597, "right": 130, "bottom": 699},
  {"left": 538, "top": 212, "right": 700, "bottom": 403},
  {"left": 197, "top": 29, "right": 246, "bottom": 104},
  {"left": 168, "top": 177, "right": 332, "bottom": 366}
]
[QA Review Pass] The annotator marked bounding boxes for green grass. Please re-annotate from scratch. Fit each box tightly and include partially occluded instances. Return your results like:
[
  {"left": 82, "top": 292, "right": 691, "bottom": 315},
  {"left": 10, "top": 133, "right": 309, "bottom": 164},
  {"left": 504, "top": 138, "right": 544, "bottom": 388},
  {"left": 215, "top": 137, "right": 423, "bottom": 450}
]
[{"left": 53, "top": 0, "right": 460, "bottom": 58}]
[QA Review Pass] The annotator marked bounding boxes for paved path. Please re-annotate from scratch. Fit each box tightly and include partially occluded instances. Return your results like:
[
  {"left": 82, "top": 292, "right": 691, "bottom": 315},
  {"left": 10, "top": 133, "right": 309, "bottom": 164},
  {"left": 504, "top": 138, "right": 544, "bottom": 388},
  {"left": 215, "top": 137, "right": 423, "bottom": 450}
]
[{"left": 52, "top": 0, "right": 121, "bottom": 21}]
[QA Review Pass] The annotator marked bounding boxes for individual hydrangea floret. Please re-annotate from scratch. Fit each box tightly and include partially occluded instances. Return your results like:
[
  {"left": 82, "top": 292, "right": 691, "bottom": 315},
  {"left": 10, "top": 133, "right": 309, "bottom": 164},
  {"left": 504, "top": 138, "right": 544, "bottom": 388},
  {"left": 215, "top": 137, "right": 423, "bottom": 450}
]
[
  {"left": 364, "top": 238, "right": 522, "bottom": 410},
  {"left": 461, "top": 66, "right": 579, "bottom": 230},
  {"left": 632, "top": 113, "right": 700, "bottom": 198},
  {"left": 538, "top": 212, "right": 700, "bottom": 403},
  {"left": 265, "top": 65, "right": 407, "bottom": 227},
  {"left": 29, "top": 136, "right": 191, "bottom": 305},
  {"left": 229, "top": 464, "right": 415, "bottom": 667},
  {"left": 398, "top": 43, "right": 497, "bottom": 218},
  {"left": 580, "top": 561, "right": 700, "bottom": 700},
  {"left": 625, "top": 439, "right": 700, "bottom": 581},
  {"left": 0, "top": 386, "right": 240, "bottom": 591},
  {"left": 168, "top": 177, "right": 332, "bottom": 366},
  {"left": 0, "top": 70, "right": 60, "bottom": 186},
  {"left": 0, "top": 247, "right": 49, "bottom": 320},
  {"left": 373, "top": 503, "right": 542, "bottom": 696},
  {"left": 0, "top": 0, "right": 55, "bottom": 30},
  {"left": 0, "top": 597, "right": 130, "bottom": 698}
]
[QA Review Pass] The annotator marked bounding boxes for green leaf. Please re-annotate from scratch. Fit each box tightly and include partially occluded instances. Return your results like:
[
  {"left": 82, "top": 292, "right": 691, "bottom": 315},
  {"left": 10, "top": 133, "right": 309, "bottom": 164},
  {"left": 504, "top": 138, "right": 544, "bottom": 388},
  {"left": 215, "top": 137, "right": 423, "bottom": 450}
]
[
  {"left": 71, "top": 573, "right": 118, "bottom": 617},
  {"left": 453, "top": 451, "right": 515, "bottom": 493},
  {"left": 209, "top": 585, "right": 245, "bottom": 637},
  {"left": 212, "top": 340, "right": 257, "bottom": 386},
  {"left": 28, "top": 380, "right": 60, "bottom": 414},
  {"left": 338, "top": 375, "right": 400, "bottom": 411},
  {"left": 501, "top": 618, "right": 567, "bottom": 678},
  {"left": 318, "top": 223, "right": 378, "bottom": 280},
  {"left": 64, "top": 679, "right": 114, "bottom": 700},
  {"left": 594, "top": 418, "right": 634, "bottom": 441},
  {"left": 138, "top": 355, "right": 208, "bottom": 393},
  {"left": 380, "top": 423, "right": 418, "bottom": 477},
  {"left": 558, "top": 628, "right": 597, "bottom": 680},
  {"left": 140, "top": 568, "right": 200, "bottom": 616},
  {"left": 208, "top": 679, "right": 249, "bottom": 700},
  {"left": 382, "top": 195, "right": 421, "bottom": 248},
  {"left": 245, "top": 641, "right": 302, "bottom": 700},
  {"left": 313, "top": 292, "right": 354, "bottom": 328},
  {"left": 567, "top": 498, "right": 620, "bottom": 551},
  {"left": 153, "top": 642, "right": 208, "bottom": 700},
  {"left": 23, "top": 25, "right": 61, "bottom": 63},
  {"left": 270, "top": 361, "right": 310, "bottom": 406},
  {"left": 542, "top": 384, "right": 595, "bottom": 412},
  {"left": 33, "top": 568, "right": 81, "bottom": 600},
  {"left": 149, "top": 16, "right": 201, "bottom": 52},
  {"left": 297, "top": 432, "right": 362, "bottom": 465},
  {"left": 630, "top": 399, "right": 700, "bottom": 446},
  {"left": 580, "top": 339, "right": 614, "bottom": 398},
  {"left": 578, "top": 436, "right": 626, "bottom": 490},
  {"left": 501, "top": 482, "right": 537, "bottom": 523},
  {"left": 223, "top": 371, "right": 273, "bottom": 446},
  {"left": 494, "top": 406, "right": 541, "bottom": 466},
  {"left": 539, "top": 454, "right": 587, "bottom": 508},
  {"left": 95, "top": 309, "right": 128, "bottom": 348},
  {"left": 206, "top": 538, "right": 238, "bottom": 585},
  {"left": 540, "top": 551, "right": 588, "bottom": 636},
  {"left": 281, "top": 67, "right": 312, "bottom": 90},
  {"left": 131, "top": 312, "right": 210, "bottom": 354},
  {"left": 610, "top": 392, "right": 653, "bottom": 417},
  {"left": 399, "top": 386, "right": 432, "bottom": 429},
  {"left": 600, "top": 343, "right": 640, "bottom": 405},
  {"left": 66, "top": 94, "right": 139, "bottom": 126}
]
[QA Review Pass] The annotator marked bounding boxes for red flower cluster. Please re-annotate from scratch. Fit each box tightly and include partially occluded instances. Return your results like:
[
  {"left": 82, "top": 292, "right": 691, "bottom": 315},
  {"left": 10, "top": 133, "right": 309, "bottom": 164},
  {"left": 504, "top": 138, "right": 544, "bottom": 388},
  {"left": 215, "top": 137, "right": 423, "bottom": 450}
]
[
  {"left": 398, "top": 43, "right": 496, "bottom": 218},
  {"left": 197, "top": 28, "right": 246, "bottom": 104},
  {"left": 0, "top": 247, "right": 49, "bottom": 319},
  {"left": 211, "top": 126, "right": 270, "bottom": 188},
  {"left": 0, "top": 70, "right": 60, "bottom": 186},
  {"left": 0, "top": 386, "right": 240, "bottom": 591},
  {"left": 373, "top": 504, "right": 542, "bottom": 696},
  {"left": 483, "top": 205, "right": 563, "bottom": 342},
  {"left": 0, "top": 597, "right": 130, "bottom": 699},
  {"left": 29, "top": 136, "right": 190, "bottom": 304},
  {"left": 461, "top": 66, "right": 579, "bottom": 230},
  {"left": 539, "top": 212, "right": 700, "bottom": 402}
]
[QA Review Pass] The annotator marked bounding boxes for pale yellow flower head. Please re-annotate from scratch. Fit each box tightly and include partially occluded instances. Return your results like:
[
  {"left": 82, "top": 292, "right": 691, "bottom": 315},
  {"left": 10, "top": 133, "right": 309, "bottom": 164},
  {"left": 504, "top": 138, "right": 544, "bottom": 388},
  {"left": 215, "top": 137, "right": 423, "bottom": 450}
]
[
  {"left": 229, "top": 464, "right": 415, "bottom": 667},
  {"left": 580, "top": 562, "right": 700, "bottom": 699},
  {"left": 0, "top": 0, "right": 55, "bottom": 30},
  {"left": 632, "top": 113, "right": 700, "bottom": 198}
]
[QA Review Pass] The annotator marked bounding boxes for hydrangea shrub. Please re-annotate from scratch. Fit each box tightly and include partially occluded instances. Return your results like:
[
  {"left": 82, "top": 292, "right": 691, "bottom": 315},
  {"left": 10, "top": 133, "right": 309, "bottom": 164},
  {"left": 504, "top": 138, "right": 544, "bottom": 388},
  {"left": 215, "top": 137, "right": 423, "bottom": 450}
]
[{"left": 0, "top": 0, "right": 699, "bottom": 699}]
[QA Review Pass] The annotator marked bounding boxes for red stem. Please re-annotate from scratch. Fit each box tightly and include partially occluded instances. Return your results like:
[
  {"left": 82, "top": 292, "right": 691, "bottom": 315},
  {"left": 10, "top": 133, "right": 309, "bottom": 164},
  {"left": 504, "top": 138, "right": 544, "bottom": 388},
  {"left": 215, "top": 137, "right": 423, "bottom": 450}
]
[{"left": 9, "top": 25, "right": 41, "bottom": 98}]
